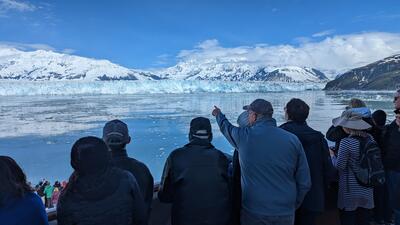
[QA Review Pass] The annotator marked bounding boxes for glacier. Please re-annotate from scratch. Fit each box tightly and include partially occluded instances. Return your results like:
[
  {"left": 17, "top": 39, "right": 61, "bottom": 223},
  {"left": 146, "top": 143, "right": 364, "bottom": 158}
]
[{"left": 0, "top": 80, "right": 326, "bottom": 96}]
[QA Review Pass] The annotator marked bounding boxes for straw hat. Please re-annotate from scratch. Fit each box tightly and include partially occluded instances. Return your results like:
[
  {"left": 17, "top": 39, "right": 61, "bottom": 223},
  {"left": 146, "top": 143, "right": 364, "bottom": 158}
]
[{"left": 332, "top": 109, "right": 372, "bottom": 130}]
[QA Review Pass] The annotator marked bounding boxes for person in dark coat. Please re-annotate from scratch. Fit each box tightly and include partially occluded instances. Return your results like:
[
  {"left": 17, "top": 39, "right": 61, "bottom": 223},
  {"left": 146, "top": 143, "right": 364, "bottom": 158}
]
[
  {"left": 280, "top": 98, "right": 336, "bottom": 225},
  {"left": 231, "top": 111, "right": 250, "bottom": 225},
  {"left": 382, "top": 108, "right": 400, "bottom": 225},
  {"left": 0, "top": 156, "right": 49, "bottom": 225},
  {"left": 103, "top": 119, "right": 154, "bottom": 222},
  {"left": 371, "top": 110, "right": 392, "bottom": 225},
  {"left": 57, "top": 136, "right": 146, "bottom": 225},
  {"left": 158, "top": 117, "right": 231, "bottom": 225}
]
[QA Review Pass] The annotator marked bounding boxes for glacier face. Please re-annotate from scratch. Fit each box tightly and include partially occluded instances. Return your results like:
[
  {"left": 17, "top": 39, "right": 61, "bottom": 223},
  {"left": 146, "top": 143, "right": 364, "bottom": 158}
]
[
  {"left": 0, "top": 47, "right": 329, "bottom": 84},
  {"left": 0, "top": 80, "right": 326, "bottom": 96}
]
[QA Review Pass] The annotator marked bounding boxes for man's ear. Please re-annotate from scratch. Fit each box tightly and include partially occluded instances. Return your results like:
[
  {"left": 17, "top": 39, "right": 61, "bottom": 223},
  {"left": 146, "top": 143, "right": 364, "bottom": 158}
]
[{"left": 127, "top": 136, "right": 131, "bottom": 144}]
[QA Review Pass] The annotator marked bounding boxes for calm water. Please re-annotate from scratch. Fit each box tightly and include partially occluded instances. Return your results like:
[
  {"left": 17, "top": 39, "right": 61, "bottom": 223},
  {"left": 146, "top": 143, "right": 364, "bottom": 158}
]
[{"left": 0, "top": 91, "right": 396, "bottom": 183}]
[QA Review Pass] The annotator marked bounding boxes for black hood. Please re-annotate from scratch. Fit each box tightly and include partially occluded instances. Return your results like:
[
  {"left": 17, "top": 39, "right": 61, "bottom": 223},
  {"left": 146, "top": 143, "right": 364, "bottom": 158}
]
[{"left": 68, "top": 136, "right": 119, "bottom": 201}]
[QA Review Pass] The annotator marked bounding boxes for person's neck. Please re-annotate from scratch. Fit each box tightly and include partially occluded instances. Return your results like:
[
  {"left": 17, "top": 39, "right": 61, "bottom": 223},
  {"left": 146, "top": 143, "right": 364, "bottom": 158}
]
[
  {"left": 255, "top": 117, "right": 277, "bottom": 126},
  {"left": 188, "top": 138, "right": 213, "bottom": 147},
  {"left": 111, "top": 148, "right": 128, "bottom": 157}
]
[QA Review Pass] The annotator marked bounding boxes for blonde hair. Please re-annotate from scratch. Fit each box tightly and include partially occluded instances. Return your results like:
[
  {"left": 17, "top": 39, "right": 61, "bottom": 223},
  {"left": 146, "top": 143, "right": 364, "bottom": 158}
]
[
  {"left": 348, "top": 98, "right": 366, "bottom": 108},
  {"left": 342, "top": 127, "right": 368, "bottom": 137}
]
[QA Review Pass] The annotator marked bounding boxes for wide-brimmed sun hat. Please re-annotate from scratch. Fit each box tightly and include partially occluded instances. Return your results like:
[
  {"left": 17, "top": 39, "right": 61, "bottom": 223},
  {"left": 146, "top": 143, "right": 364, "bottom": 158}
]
[{"left": 332, "top": 109, "right": 372, "bottom": 130}]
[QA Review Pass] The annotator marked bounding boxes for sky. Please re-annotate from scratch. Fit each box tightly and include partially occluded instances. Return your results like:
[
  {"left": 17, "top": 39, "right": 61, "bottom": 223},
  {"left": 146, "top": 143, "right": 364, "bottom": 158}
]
[{"left": 0, "top": 0, "right": 400, "bottom": 72}]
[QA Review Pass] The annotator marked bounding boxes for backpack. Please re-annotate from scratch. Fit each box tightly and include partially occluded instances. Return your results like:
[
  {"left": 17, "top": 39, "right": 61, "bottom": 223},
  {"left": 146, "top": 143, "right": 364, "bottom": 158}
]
[{"left": 351, "top": 136, "right": 386, "bottom": 187}]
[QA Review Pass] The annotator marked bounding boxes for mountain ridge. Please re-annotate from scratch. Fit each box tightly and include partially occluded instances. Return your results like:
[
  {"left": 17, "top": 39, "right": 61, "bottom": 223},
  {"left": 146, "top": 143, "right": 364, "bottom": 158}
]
[
  {"left": 0, "top": 47, "right": 329, "bottom": 83},
  {"left": 324, "top": 54, "right": 400, "bottom": 90}
]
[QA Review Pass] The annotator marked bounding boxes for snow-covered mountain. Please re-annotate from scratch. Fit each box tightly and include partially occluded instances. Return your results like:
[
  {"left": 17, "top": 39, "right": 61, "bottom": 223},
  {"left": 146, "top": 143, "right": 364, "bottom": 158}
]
[
  {"left": 324, "top": 54, "right": 400, "bottom": 90},
  {"left": 157, "top": 60, "right": 328, "bottom": 83},
  {"left": 0, "top": 47, "right": 328, "bottom": 83},
  {"left": 0, "top": 48, "right": 159, "bottom": 81}
]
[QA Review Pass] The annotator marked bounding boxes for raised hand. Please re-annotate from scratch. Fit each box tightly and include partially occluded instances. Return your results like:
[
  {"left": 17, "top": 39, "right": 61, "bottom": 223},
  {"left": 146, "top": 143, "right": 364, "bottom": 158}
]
[{"left": 212, "top": 106, "right": 221, "bottom": 117}]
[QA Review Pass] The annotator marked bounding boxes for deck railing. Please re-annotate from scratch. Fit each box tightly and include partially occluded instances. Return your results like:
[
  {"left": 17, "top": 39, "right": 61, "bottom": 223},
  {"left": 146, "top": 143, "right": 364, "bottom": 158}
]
[{"left": 46, "top": 183, "right": 340, "bottom": 225}]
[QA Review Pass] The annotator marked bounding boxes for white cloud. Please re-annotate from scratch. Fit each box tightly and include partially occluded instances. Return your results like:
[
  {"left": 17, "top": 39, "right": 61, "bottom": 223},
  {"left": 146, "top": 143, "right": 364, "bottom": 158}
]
[
  {"left": 294, "top": 36, "right": 312, "bottom": 44},
  {"left": 353, "top": 12, "right": 400, "bottom": 23},
  {"left": 312, "top": 29, "right": 335, "bottom": 38},
  {"left": 0, "top": 42, "right": 76, "bottom": 55},
  {"left": 0, "top": 0, "right": 36, "bottom": 16},
  {"left": 0, "top": 41, "right": 55, "bottom": 51},
  {"left": 62, "top": 48, "right": 76, "bottom": 54},
  {"left": 172, "top": 32, "right": 400, "bottom": 78},
  {"left": 155, "top": 54, "right": 172, "bottom": 66}
]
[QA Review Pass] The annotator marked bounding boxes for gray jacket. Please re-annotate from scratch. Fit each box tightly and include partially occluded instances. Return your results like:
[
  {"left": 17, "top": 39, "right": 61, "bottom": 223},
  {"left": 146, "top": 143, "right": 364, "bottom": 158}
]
[{"left": 216, "top": 113, "right": 311, "bottom": 216}]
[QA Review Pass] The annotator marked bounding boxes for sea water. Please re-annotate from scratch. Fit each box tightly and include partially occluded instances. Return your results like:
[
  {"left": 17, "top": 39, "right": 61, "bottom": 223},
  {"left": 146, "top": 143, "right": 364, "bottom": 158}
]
[{"left": 0, "top": 90, "right": 396, "bottom": 183}]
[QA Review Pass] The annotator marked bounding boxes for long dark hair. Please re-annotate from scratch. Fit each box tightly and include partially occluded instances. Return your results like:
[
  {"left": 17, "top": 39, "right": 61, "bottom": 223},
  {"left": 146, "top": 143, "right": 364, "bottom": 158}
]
[{"left": 0, "top": 156, "right": 33, "bottom": 206}]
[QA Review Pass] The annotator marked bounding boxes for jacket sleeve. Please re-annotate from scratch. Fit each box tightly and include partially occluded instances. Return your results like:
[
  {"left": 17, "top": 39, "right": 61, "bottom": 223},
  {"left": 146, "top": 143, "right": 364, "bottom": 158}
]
[
  {"left": 321, "top": 136, "right": 337, "bottom": 183},
  {"left": 32, "top": 194, "right": 49, "bottom": 225},
  {"left": 128, "top": 175, "right": 147, "bottom": 225},
  {"left": 295, "top": 142, "right": 312, "bottom": 209},
  {"left": 157, "top": 155, "right": 174, "bottom": 203},
  {"left": 216, "top": 113, "right": 246, "bottom": 150},
  {"left": 326, "top": 125, "right": 347, "bottom": 142},
  {"left": 57, "top": 196, "right": 74, "bottom": 225},
  {"left": 145, "top": 168, "right": 154, "bottom": 222}
]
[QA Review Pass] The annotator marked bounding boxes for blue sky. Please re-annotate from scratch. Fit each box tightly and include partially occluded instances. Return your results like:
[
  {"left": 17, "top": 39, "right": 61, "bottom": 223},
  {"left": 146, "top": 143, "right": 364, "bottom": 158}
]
[{"left": 0, "top": 0, "right": 400, "bottom": 70}]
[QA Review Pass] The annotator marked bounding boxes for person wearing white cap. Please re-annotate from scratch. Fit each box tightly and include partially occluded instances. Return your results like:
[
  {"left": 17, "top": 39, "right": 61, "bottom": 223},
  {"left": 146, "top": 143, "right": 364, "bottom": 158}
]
[{"left": 331, "top": 110, "right": 374, "bottom": 225}]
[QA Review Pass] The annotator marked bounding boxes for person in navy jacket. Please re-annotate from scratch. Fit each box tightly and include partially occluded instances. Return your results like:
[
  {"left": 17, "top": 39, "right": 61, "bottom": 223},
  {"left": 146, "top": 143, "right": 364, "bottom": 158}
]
[{"left": 0, "top": 156, "right": 49, "bottom": 225}]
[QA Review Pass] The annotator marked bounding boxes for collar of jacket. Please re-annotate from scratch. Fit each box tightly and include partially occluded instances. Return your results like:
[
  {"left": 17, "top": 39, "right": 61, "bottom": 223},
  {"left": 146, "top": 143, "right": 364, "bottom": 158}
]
[
  {"left": 111, "top": 149, "right": 128, "bottom": 158},
  {"left": 254, "top": 117, "right": 277, "bottom": 127},
  {"left": 185, "top": 138, "right": 214, "bottom": 148},
  {"left": 281, "top": 120, "right": 307, "bottom": 126}
]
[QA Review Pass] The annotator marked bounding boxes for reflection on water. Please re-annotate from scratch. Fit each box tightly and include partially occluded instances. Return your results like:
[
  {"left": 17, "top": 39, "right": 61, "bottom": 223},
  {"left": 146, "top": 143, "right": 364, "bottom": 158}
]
[{"left": 0, "top": 91, "right": 396, "bottom": 182}]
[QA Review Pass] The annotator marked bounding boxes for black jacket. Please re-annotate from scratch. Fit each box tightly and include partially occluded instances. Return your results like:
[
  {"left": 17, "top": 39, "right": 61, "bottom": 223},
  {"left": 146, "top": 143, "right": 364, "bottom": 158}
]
[
  {"left": 112, "top": 149, "right": 154, "bottom": 221},
  {"left": 382, "top": 121, "right": 400, "bottom": 171},
  {"left": 280, "top": 121, "right": 336, "bottom": 212},
  {"left": 158, "top": 138, "right": 231, "bottom": 225},
  {"left": 57, "top": 167, "right": 146, "bottom": 225},
  {"left": 231, "top": 150, "right": 241, "bottom": 225}
]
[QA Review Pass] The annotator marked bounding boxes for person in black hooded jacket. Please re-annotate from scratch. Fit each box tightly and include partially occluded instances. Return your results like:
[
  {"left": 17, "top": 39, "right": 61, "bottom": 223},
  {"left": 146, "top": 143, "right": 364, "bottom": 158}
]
[
  {"left": 57, "top": 136, "right": 146, "bottom": 225},
  {"left": 280, "top": 98, "right": 336, "bottom": 225},
  {"left": 158, "top": 117, "right": 231, "bottom": 225}
]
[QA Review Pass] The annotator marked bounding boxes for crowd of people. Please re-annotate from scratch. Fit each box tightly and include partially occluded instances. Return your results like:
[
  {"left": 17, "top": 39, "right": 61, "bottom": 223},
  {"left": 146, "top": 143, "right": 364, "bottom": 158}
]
[
  {"left": 33, "top": 179, "right": 67, "bottom": 209},
  {"left": 0, "top": 89, "right": 400, "bottom": 225}
]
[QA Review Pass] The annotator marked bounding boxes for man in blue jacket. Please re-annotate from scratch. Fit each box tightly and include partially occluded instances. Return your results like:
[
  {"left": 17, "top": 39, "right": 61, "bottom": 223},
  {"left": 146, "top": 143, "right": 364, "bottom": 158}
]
[{"left": 212, "top": 99, "right": 311, "bottom": 225}]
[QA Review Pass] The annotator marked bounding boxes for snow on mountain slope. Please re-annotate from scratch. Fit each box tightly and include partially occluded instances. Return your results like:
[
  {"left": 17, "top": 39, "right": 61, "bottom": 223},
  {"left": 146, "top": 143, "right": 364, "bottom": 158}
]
[
  {"left": 0, "top": 47, "right": 328, "bottom": 84},
  {"left": 0, "top": 48, "right": 158, "bottom": 81},
  {"left": 158, "top": 60, "right": 328, "bottom": 83},
  {"left": 325, "top": 54, "right": 400, "bottom": 90}
]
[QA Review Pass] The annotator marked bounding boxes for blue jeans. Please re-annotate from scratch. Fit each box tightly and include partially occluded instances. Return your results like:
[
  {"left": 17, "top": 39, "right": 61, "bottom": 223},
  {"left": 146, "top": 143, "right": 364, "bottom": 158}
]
[
  {"left": 387, "top": 171, "right": 400, "bottom": 225},
  {"left": 241, "top": 210, "right": 294, "bottom": 225}
]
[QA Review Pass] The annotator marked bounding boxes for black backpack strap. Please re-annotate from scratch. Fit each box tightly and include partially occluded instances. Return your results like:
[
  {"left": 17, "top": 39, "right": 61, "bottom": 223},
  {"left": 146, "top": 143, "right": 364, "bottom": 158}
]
[{"left": 349, "top": 135, "right": 369, "bottom": 153}]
